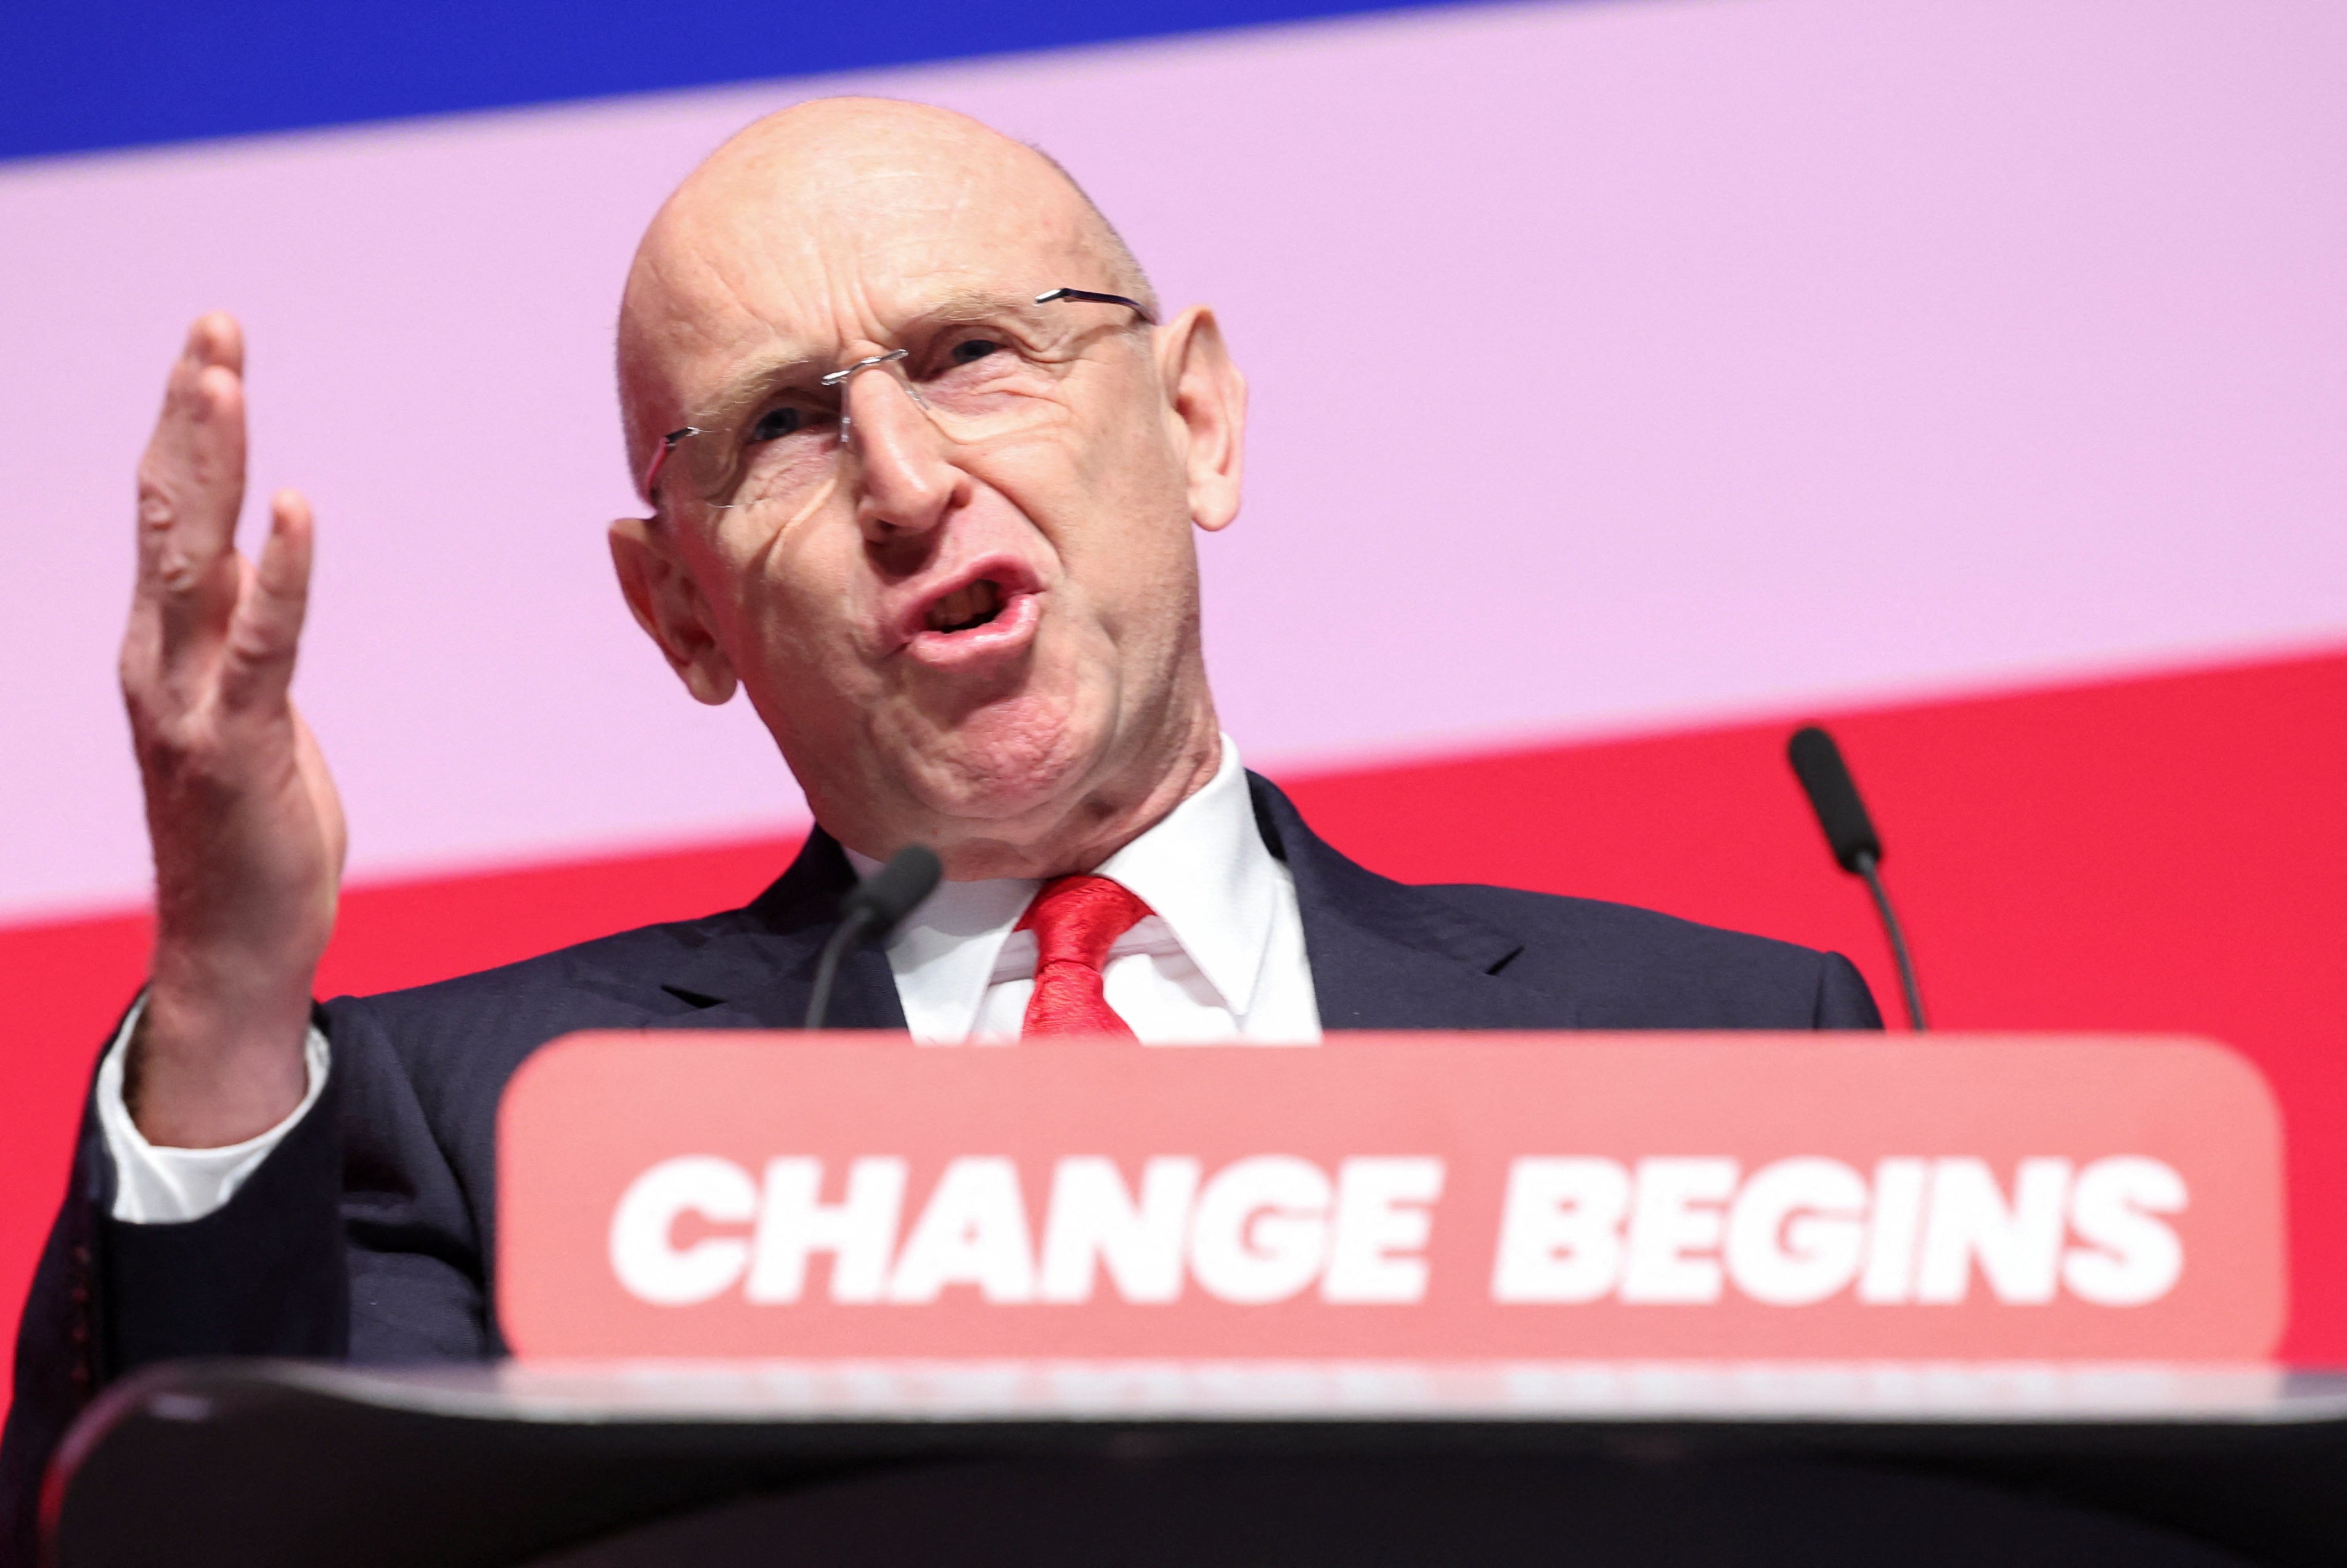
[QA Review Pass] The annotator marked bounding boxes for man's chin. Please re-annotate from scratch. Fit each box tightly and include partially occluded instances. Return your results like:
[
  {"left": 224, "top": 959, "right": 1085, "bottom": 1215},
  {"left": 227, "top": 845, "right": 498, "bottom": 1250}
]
[{"left": 895, "top": 701, "right": 1106, "bottom": 834}]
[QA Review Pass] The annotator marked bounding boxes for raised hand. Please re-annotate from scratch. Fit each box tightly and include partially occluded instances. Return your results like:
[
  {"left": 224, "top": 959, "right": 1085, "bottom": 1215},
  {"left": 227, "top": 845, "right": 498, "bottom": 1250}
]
[{"left": 121, "top": 315, "right": 346, "bottom": 1148}]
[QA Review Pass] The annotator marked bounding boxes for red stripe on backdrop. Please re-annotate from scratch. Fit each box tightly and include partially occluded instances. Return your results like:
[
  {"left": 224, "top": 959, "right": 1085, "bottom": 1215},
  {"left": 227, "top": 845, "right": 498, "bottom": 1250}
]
[{"left": 3, "top": 645, "right": 2343, "bottom": 1413}]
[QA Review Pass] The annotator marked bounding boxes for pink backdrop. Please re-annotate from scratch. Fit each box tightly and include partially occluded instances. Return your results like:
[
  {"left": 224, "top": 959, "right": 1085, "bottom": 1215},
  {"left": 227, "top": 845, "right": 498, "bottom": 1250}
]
[{"left": 4, "top": 0, "right": 2341, "bottom": 920}]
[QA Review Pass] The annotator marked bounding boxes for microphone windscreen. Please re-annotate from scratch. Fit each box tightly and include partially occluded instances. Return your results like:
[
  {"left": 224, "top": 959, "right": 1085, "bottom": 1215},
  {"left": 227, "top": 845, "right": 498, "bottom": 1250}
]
[
  {"left": 1787, "top": 725, "right": 1884, "bottom": 873},
  {"left": 845, "top": 844, "right": 944, "bottom": 937}
]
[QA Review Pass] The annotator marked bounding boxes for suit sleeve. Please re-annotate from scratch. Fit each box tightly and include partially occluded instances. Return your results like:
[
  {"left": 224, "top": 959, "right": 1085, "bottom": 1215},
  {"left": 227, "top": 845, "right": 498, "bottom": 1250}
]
[
  {"left": 0, "top": 1079, "right": 110, "bottom": 1567},
  {"left": 0, "top": 1000, "right": 348, "bottom": 1562},
  {"left": 1813, "top": 952, "right": 1885, "bottom": 1029}
]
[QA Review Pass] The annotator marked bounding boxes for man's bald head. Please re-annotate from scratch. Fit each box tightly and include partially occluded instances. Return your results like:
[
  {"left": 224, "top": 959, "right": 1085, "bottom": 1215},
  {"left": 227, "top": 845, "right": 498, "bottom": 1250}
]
[
  {"left": 603, "top": 94, "right": 1244, "bottom": 880},
  {"left": 616, "top": 97, "right": 1153, "bottom": 489}
]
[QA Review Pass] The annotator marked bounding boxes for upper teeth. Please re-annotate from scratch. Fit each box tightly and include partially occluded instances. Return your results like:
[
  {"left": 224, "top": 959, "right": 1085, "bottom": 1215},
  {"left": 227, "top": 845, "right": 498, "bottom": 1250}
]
[{"left": 927, "top": 579, "right": 1003, "bottom": 632}]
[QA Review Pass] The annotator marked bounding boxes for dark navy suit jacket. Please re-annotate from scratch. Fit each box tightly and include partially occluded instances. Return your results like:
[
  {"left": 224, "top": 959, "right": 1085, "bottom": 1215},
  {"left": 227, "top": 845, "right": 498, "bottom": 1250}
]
[{"left": 0, "top": 774, "right": 1877, "bottom": 1554}]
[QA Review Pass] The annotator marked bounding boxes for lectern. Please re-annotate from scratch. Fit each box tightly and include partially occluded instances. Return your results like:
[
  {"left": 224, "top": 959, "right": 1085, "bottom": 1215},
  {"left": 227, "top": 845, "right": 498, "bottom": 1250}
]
[{"left": 47, "top": 1032, "right": 2322, "bottom": 1566}]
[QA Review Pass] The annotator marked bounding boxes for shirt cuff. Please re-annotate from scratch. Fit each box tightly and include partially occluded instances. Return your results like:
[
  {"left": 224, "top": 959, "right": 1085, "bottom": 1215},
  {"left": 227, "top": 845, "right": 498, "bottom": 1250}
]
[{"left": 95, "top": 994, "right": 332, "bottom": 1225}]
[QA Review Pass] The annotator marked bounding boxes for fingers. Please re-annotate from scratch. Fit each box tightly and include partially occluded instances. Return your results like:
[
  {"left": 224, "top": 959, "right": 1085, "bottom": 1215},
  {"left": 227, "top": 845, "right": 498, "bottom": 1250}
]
[
  {"left": 136, "top": 314, "right": 251, "bottom": 660},
  {"left": 219, "top": 489, "right": 314, "bottom": 715}
]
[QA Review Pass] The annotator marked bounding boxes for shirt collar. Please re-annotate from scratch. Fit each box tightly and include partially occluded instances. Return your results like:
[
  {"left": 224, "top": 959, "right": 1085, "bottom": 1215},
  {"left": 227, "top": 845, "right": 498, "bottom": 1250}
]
[
  {"left": 1090, "top": 738, "right": 1276, "bottom": 1017},
  {"left": 846, "top": 735, "right": 1280, "bottom": 1039}
]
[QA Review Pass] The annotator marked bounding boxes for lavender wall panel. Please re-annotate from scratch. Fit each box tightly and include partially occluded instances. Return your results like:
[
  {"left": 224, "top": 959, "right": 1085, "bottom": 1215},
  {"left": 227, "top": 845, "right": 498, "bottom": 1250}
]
[{"left": 4, "top": 0, "right": 2341, "bottom": 920}]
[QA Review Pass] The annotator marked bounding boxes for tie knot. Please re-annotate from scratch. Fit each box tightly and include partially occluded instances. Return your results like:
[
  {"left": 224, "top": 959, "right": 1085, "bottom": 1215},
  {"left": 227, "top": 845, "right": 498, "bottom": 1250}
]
[{"left": 1016, "top": 875, "right": 1154, "bottom": 973}]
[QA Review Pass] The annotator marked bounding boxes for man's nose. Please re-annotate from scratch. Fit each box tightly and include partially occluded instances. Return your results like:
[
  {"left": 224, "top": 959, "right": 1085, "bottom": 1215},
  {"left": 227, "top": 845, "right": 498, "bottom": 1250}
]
[{"left": 842, "top": 365, "right": 966, "bottom": 546}]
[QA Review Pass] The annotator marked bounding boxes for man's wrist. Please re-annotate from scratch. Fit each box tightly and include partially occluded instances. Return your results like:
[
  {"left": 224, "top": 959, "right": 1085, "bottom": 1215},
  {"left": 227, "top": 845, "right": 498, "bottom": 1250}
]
[
  {"left": 129, "top": 960, "right": 316, "bottom": 1146},
  {"left": 101, "top": 997, "right": 335, "bottom": 1220}
]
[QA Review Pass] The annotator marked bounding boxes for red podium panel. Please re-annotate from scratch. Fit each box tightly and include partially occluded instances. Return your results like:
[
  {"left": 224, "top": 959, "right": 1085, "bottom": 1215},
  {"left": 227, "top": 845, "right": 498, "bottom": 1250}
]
[{"left": 496, "top": 1034, "right": 2284, "bottom": 1361}]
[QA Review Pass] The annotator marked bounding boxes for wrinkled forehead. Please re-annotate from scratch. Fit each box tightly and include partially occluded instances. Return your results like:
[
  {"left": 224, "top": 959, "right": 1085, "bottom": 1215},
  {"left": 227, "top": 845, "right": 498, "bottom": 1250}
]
[{"left": 625, "top": 136, "right": 1109, "bottom": 419}]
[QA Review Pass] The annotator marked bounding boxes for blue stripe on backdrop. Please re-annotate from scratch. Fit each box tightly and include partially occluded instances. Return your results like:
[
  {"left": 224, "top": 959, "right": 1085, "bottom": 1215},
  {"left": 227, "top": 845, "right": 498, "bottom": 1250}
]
[{"left": 8, "top": 0, "right": 1480, "bottom": 162}]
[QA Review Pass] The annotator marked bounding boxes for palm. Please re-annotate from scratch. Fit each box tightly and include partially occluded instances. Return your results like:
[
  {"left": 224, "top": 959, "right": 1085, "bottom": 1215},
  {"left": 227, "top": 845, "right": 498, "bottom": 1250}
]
[{"left": 122, "top": 315, "right": 345, "bottom": 1146}]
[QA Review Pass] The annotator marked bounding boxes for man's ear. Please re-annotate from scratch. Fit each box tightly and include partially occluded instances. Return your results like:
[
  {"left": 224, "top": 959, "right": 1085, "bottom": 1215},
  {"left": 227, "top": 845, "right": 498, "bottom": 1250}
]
[
  {"left": 608, "top": 517, "right": 739, "bottom": 705},
  {"left": 1157, "top": 306, "right": 1246, "bottom": 534}
]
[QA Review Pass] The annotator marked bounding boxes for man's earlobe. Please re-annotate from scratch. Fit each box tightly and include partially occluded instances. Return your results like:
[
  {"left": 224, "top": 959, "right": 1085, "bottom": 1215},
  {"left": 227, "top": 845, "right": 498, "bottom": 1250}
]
[
  {"left": 1162, "top": 306, "right": 1247, "bottom": 534},
  {"left": 608, "top": 518, "right": 739, "bottom": 706}
]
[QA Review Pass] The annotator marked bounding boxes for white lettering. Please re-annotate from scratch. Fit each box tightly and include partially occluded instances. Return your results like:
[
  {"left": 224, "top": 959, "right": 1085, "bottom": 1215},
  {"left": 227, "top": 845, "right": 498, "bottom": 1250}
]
[
  {"left": 1490, "top": 1158, "right": 1630, "bottom": 1303},
  {"left": 2063, "top": 1156, "right": 2187, "bottom": 1305},
  {"left": 1620, "top": 1158, "right": 1737, "bottom": 1303},
  {"left": 1322, "top": 1158, "right": 1445, "bottom": 1303},
  {"left": 609, "top": 1155, "right": 757, "bottom": 1305},
  {"left": 1857, "top": 1158, "right": 1929, "bottom": 1304},
  {"left": 1725, "top": 1157, "right": 1868, "bottom": 1305},
  {"left": 616, "top": 1148, "right": 2187, "bottom": 1317},
  {"left": 746, "top": 1157, "right": 907, "bottom": 1304},
  {"left": 1038, "top": 1157, "right": 1200, "bottom": 1304},
  {"left": 888, "top": 1157, "right": 1036, "bottom": 1303},
  {"left": 1917, "top": 1157, "right": 2071, "bottom": 1304},
  {"left": 1188, "top": 1155, "right": 1332, "bottom": 1303}
]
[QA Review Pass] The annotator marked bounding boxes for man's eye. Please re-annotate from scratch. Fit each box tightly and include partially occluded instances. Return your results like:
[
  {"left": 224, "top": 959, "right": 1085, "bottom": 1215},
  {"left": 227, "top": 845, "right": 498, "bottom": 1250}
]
[
  {"left": 950, "top": 338, "right": 1004, "bottom": 365},
  {"left": 749, "top": 407, "right": 802, "bottom": 443}
]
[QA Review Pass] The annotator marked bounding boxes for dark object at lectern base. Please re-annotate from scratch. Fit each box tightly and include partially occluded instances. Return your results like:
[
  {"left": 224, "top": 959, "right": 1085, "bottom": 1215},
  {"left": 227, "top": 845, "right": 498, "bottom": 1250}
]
[
  {"left": 525, "top": 1455, "right": 2253, "bottom": 1568},
  {"left": 49, "top": 1361, "right": 2347, "bottom": 1568}
]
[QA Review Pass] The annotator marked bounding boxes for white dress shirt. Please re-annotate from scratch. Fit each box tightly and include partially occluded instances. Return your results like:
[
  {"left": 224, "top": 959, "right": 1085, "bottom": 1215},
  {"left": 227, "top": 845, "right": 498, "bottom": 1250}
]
[
  {"left": 99, "top": 734, "right": 1318, "bottom": 1222},
  {"left": 849, "top": 735, "right": 1321, "bottom": 1045}
]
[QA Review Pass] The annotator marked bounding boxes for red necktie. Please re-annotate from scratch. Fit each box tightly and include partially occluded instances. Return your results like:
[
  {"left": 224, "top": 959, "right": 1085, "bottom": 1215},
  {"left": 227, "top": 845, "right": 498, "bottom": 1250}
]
[{"left": 1016, "top": 875, "right": 1154, "bottom": 1038}]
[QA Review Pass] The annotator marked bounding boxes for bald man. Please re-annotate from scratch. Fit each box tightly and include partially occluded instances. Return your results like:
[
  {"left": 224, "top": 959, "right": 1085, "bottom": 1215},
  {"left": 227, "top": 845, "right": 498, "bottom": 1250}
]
[{"left": 2, "top": 99, "right": 1876, "bottom": 1540}]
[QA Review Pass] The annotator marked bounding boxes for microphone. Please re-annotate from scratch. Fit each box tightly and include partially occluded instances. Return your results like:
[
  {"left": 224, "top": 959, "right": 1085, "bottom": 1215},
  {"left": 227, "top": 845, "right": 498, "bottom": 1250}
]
[
  {"left": 1786, "top": 726, "right": 1928, "bottom": 1031},
  {"left": 804, "top": 844, "right": 943, "bottom": 1030}
]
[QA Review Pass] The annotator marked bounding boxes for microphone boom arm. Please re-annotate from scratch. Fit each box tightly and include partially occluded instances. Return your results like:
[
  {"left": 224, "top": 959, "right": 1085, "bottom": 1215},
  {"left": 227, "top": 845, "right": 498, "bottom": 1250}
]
[
  {"left": 1787, "top": 725, "right": 1929, "bottom": 1032},
  {"left": 804, "top": 845, "right": 944, "bottom": 1031},
  {"left": 1852, "top": 847, "right": 1928, "bottom": 1031}
]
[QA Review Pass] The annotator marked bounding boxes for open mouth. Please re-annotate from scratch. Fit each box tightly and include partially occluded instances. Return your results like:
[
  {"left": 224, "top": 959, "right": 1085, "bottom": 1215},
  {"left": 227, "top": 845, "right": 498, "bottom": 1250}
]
[
  {"left": 925, "top": 577, "right": 1006, "bottom": 635},
  {"left": 896, "top": 558, "right": 1041, "bottom": 666}
]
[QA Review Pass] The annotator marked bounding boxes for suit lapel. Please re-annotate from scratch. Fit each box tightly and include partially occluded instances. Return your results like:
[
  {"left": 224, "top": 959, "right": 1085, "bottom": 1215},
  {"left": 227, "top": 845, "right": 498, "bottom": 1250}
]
[
  {"left": 1248, "top": 772, "right": 1566, "bottom": 1031},
  {"left": 650, "top": 828, "right": 909, "bottom": 1031},
  {"left": 643, "top": 778, "right": 1556, "bottom": 1035}
]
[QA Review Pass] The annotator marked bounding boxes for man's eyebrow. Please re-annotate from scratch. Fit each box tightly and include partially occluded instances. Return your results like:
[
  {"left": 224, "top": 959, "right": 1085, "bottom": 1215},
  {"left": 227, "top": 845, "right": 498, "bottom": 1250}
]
[
  {"left": 913, "top": 287, "right": 1037, "bottom": 325},
  {"left": 688, "top": 289, "right": 1048, "bottom": 427},
  {"left": 696, "top": 351, "right": 822, "bottom": 433}
]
